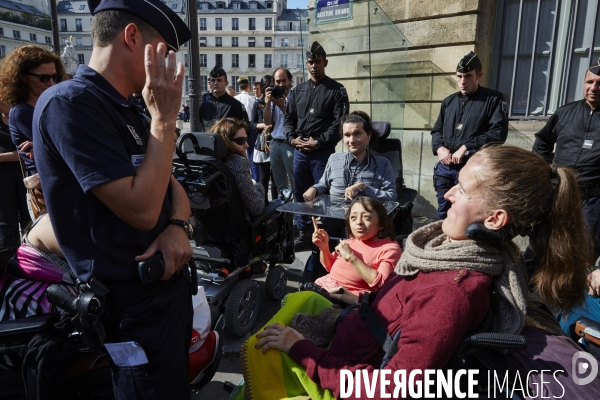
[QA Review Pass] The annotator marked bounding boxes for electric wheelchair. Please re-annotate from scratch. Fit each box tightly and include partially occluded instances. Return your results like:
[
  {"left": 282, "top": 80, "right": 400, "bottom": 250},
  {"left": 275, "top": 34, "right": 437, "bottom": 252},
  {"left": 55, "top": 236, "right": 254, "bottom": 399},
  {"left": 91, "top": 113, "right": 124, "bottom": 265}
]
[{"left": 173, "top": 132, "right": 296, "bottom": 337}]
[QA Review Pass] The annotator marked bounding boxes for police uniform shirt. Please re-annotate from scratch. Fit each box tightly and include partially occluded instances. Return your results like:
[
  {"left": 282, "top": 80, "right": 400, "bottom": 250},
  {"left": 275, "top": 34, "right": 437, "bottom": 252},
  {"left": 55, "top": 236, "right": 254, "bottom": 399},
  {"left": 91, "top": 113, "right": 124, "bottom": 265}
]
[
  {"left": 284, "top": 76, "right": 349, "bottom": 147},
  {"left": 197, "top": 92, "right": 249, "bottom": 131},
  {"left": 33, "top": 64, "right": 173, "bottom": 285},
  {"left": 430, "top": 86, "right": 508, "bottom": 155}
]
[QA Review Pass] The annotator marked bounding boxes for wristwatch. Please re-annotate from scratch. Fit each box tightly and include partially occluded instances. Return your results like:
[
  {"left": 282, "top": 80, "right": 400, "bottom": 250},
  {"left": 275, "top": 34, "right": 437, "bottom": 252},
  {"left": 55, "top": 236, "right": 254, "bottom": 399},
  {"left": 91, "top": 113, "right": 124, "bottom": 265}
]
[{"left": 167, "top": 219, "right": 194, "bottom": 240}]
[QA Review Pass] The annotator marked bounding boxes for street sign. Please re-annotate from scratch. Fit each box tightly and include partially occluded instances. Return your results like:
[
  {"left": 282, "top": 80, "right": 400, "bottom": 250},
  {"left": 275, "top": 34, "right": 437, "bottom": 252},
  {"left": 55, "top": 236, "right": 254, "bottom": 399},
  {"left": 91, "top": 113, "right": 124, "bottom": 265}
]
[{"left": 315, "top": 0, "right": 353, "bottom": 25}]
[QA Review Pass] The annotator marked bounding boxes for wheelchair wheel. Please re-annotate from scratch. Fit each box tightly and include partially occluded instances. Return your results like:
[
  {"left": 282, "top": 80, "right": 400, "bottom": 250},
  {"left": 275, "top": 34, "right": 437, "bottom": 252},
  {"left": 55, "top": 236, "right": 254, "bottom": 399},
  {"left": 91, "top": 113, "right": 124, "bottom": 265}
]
[
  {"left": 225, "top": 280, "right": 261, "bottom": 337},
  {"left": 265, "top": 265, "right": 287, "bottom": 300}
]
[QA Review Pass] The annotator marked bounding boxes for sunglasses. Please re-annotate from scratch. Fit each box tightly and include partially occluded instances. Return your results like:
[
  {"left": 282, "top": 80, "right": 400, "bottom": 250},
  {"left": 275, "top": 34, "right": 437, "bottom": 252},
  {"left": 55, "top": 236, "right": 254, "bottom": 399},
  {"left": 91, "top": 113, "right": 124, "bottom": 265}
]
[
  {"left": 231, "top": 137, "right": 248, "bottom": 145},
  {"left": 26, "top": 72, "right": 62, "bottom": 83}
]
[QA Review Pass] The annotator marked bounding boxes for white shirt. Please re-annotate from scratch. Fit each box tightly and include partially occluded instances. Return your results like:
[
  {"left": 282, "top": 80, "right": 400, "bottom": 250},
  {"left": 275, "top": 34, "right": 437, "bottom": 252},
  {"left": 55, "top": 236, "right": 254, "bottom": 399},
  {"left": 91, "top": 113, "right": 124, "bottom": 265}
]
[{"left": 234, "top": 91, "right": 255, "bottom": 121}]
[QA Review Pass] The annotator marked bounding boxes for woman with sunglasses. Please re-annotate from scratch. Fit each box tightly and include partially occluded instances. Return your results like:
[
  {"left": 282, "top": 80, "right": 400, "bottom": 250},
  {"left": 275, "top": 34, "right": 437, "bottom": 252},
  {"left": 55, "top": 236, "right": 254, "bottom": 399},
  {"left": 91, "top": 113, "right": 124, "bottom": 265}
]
[
  {"left": 209, "top": 118, "right": 265, "bottom": 218},
  {"left": 0, "top": 45, "right": 64, "bottom": 178}
]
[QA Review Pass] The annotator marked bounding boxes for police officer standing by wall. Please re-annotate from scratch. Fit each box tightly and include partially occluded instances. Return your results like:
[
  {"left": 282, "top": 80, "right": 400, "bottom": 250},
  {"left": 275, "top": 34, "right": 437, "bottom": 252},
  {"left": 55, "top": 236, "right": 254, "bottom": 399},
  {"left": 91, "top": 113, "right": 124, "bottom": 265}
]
[
  {"left": 197, "top": 66, "right": 249, "bottom": 131},
  {"left": 431, "top": 52, "right": 508, "bottom": 220},
  {"left": 285, "top": 41, "right": 349, "bottom": 249},
  {"left": 533, "top": 60, "right": 600, "bottom": 264},
  {"left": 33, "top": 0, "right": 194, "bottom": 398}
]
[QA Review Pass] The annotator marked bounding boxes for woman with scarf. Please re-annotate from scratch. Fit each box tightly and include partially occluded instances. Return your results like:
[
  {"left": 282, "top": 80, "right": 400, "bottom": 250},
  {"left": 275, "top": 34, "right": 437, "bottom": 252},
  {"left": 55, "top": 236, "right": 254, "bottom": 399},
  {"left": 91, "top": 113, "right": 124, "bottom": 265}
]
[{"left": 236, "top": 145, "right": 592, "bottom": 399}]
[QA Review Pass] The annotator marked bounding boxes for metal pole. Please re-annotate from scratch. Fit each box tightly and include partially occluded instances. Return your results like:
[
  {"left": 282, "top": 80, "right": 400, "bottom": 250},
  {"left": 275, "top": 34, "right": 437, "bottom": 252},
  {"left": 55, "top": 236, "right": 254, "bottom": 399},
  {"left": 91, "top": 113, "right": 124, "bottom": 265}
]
[
  {"left": 48, "top": 0, "right": 60, "bottom": 54},
  {"left": 186, "top": 0, "right": 201, "bottom": 132}
]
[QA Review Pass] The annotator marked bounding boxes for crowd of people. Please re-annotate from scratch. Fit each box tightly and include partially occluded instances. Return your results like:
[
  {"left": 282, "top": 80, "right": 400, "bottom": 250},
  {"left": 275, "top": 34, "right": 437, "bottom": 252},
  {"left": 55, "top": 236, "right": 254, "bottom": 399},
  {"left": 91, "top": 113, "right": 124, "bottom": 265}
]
[{"left": 0, "top": 0, "right": 599, "bottom": 398}]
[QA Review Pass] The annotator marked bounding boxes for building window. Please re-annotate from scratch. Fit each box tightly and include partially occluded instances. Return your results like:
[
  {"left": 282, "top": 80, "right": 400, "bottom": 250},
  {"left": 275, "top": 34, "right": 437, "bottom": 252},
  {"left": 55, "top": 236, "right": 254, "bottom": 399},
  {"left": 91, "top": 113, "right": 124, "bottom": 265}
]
[
  {"left": 297, "top": 54, "right": 304, "bottom": 68},
  {"left": 233, "top": 2, "right": 241, "bottom": 9},
  {"left": 264, "top": 54, "right": 272, "bottom": 68},
  {"left": 61, "top": 38, "right": 66, "bottom": 47},
  {"left": 248, "top": 54, "right": 255, "bottom": 68},
  {"left": 216, "top": 54, "right": 223, "bottom": 67},
  {"left": 172, "top": 3, "right": 178, "bottom": 9},
  {"left": 232, "top": 76, "right": 240, "bottom": 92},
  {"left": 30, "top": 33, "right": 37, "bottom": 42},
  {"left": 77, "top": 54, "right": 85, "bottom": 64},
  {"left": 265, "top": 37, "right": 272, "bottom": 47},
  {"left": 216, "top": 18, "right": 222, "bottom": 31},
  {"left": 199, "top": 37, "right": 207, "bottom": 47},
  {"left": 286, "top": 22, "right": 293, "bottom": 31},
  {"left": 201, "top": 76, "right": 208, "bottom": 93},
  {"left": 60, "top": 19, "right": 67, "bottom": 31},
  {"left": 232, "top": 54, "right": 239, "bottom": 68},
  {"left": 232, "top": 37, "right": 239, "bottom": 47},
  {"left": 76, "top": 19, "right": 82, "bottom": 32},
  {"left": 248, "top": 37, "right": 255, "bottom": 48},
  {"left": 200, "top": 54, "right": 207, "bottom": 68},
  {"left": 249, "top": 18, "right": 256, "bottom": 30},
  {"left": 45, "top": 36, "right": 52, "bottom": 45},
  {"left": 280, "top": 54, "right": 288, "bottom": 68},
  {"left": 281, "top": 38, "right": 289, "bottom": 47},
  {"left": 200, "top": 18, "right": 207, "bottom": 31},
  {"left": 248, "top": 76, "right": 256, "bottom": 87},
  {"left": 184, "top": 54, "right": 189, "bottom": 68},
  {"left": 216, "top": 1, "right": 225, "bottom": 8},
  {"left": 76, "top": 37, "right": 83, "bottom": 47},
  {"left": 0, "top": 46, "right": 5, "bottom": 59},
  {"left": 494, "top": 0, "right": 600, "bottom": 117},
  {"left": 185, "top": 75, "right": 189, "bottom": 94},
  {"left": 267, "top": 2, "right": 273, "bottom": 8},
  {"left": 265, "top": 17, "right": 272, "bottom": 30},
  {"left": 79, "top": 4, "right": 85, "bottom": 10},
  {"left": 216, "top": 37, "right": 222, "bottom": 47},
  {"left": 232, "top": 18, "right": 239, "bottom": 31},
  {"left": 249, "top": 2, "right": 257, "bottom": 9},
  {"left": 13, "top": 30, "right": 20, "bottom": 39},
  {"left": 0, "top": 28, "right": 3, "bottom": 36}
]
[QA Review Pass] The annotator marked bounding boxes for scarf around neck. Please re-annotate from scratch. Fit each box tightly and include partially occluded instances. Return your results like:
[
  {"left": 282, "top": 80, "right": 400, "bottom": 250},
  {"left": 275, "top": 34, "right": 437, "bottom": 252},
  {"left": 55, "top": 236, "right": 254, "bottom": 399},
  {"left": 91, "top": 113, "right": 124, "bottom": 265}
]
[{"left": 395, "top": 221, "right": 527, "bottom": 335}]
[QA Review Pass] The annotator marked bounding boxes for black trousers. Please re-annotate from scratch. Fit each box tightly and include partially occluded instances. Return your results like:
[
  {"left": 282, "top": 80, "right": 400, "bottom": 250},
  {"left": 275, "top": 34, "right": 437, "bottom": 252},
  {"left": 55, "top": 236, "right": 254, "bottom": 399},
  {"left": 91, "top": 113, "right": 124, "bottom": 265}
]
[
  {"left": 0, "top": 162, "right": 30, "bottom": 249},
  {"left": 109, "top": 276, "right": 193, "bottom": 400},
  {"left": 256, "top": 161, "right": 278, "bottom": 202}
]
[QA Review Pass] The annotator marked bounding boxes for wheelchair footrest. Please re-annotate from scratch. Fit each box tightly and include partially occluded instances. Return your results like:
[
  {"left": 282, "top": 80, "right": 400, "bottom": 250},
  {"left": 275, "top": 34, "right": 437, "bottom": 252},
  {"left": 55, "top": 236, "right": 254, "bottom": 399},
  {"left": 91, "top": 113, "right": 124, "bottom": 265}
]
[{"left": 575, "top": 318, "right": 600, "bottom": 346}]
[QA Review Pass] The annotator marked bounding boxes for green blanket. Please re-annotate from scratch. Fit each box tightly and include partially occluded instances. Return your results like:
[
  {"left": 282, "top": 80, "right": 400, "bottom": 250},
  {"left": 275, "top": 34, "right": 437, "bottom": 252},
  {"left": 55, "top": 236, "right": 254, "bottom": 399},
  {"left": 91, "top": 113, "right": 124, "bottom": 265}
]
[{"left": 232, "top": 291, "right": 338, "bottom": 400}]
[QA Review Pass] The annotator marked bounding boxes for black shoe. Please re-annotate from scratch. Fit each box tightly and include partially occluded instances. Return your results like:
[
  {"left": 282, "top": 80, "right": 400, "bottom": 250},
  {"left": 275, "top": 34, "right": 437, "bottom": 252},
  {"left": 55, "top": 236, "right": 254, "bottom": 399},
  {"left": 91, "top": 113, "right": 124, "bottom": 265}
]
[{"left": 294, "top": 230, "right": 311, "bottom": 251}]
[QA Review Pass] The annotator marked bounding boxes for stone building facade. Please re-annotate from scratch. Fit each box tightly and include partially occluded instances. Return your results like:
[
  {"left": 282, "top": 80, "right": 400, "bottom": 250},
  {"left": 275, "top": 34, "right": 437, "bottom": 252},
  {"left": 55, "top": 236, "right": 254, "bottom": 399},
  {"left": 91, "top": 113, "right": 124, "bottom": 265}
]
[
  {"left": 0, "top": 0, "right": 53, "bottom": 58},
  {"left": 310, "top": 0, "right": 600, "bottom": 217}
]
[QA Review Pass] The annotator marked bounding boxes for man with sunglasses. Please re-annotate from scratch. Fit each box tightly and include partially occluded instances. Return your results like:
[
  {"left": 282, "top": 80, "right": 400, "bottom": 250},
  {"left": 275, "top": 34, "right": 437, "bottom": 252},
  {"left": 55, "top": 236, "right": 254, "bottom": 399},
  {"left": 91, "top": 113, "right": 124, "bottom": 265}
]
[
  {"left": 32, "top": 0, "right": 194, "bottom": 398},
  {"left": 197, "top": 66, "right": 249, "bottom": 131}
]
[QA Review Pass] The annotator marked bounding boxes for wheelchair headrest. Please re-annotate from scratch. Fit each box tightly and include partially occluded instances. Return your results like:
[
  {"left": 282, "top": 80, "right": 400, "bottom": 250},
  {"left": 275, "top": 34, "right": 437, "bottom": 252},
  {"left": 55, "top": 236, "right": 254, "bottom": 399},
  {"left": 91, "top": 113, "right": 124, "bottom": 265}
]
[
  {"left": 372, "top": 121, "right": 391, "bottom": 139},
  {"left": 177, "top": 132, "right": 229, "bottom": 161}
]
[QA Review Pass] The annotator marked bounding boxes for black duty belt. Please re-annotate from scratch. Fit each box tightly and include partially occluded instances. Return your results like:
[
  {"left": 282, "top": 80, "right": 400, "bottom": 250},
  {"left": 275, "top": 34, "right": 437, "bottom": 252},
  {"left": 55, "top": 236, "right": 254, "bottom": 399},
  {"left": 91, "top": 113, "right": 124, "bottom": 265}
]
[{"left": 272, "top": 138, "right": 287, "bottom": 143}]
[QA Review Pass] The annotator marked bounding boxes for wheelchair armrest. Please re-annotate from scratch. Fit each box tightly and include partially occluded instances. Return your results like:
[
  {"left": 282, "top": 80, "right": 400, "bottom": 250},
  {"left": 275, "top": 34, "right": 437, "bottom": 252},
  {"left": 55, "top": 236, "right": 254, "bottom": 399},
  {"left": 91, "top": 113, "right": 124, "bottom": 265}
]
[
  {"left": 460, "top": 332, "right": 527, "bottom": 352},
  {"left": 250, "top": 199, "right": 284, "bottom": 231},
  {"left": 575, "top": 318, "right": 600, "bottom": 346},
  {"left": 397, "top": 187, "right": 417, "bottom": 210}
]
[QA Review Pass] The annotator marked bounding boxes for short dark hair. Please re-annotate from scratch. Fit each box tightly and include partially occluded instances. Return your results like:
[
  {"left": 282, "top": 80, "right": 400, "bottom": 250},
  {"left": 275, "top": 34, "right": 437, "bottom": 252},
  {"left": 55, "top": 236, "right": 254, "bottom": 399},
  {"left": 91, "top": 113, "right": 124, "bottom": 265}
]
[
  {"left": 91, "top": 10, "right": 161, "bottom": 47},
  {"left": 339, "top": 111, "right": 381, "bottom": 149},
  {"left": 345, "top": 196, "right": 396, "bottom": 241},
  {"left": 273, "top": 67, "right": 293, "bottom": 83},
  {"left": 240, "top": 83, "right": 250, "bottom": 90}
]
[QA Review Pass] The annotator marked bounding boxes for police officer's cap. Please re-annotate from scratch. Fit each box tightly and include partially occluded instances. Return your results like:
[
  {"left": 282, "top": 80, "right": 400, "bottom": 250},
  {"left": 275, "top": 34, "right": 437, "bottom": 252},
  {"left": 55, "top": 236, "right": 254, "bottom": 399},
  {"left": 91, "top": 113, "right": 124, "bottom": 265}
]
[
  {"left": 88, "top": 0, "right": 191, "bottom": 52},
  {"left": 237, "top": 76, "right": 249, "bottom": 84},
  {"left": 306, "top": 41, "right": 326, "bottom": 60},
  {"left": 588, "top": 58, "right": 600, "bottom": 76},
  {"left": 210, "top": 66, "right": 227, "bottom": 79},
  {"left": 456, "top": 51, "right": 482, "bottom": 73}
]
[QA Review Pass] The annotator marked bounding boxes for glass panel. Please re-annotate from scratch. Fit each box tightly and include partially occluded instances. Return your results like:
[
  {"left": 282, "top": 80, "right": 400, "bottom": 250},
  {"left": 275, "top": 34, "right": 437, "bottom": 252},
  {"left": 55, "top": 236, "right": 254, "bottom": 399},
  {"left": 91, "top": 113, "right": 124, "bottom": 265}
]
[{"left": 307, "top": 0, "right": 409, "bottom": 140}]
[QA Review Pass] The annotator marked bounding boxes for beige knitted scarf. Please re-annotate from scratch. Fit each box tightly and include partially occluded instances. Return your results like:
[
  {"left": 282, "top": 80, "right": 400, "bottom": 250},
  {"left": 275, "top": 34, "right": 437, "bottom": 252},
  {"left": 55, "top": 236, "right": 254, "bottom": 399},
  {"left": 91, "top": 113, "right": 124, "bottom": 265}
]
[{"left": 395, "top": 221, "right": 527, "bottom": 335}]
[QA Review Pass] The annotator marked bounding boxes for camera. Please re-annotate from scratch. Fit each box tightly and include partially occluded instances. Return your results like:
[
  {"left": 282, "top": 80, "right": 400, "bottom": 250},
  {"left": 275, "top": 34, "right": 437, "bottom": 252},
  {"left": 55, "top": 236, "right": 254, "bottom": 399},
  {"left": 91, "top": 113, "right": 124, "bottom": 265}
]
[{"left": 268, "top": 85, "right": 285, "bottom": 99}]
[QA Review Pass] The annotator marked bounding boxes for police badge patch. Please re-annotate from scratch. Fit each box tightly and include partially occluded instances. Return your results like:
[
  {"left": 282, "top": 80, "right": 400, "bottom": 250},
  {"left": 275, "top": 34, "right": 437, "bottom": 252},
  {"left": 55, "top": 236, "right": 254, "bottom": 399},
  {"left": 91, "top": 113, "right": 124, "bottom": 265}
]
[
  {"left": 340, "top": 87, "right": 348, "bottom": 97},
  {"left": 128, "top": 125, "right": 143, "bottom": 146}
]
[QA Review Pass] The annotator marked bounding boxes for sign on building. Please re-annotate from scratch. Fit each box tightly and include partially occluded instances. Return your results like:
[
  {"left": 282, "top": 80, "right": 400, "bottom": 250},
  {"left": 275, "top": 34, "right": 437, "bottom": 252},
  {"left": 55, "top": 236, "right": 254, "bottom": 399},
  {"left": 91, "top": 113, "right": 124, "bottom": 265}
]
[{"left": 315, "top": 0, "right": 352, "bottom": 25}]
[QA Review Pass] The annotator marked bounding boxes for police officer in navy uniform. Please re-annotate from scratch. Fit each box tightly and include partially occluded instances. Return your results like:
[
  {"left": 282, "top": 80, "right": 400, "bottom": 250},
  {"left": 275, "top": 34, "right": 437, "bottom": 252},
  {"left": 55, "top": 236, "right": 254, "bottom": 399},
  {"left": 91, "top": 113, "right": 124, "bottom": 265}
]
[
  {"left": 197, "top": 66, "right": 249, "bottom": 131},
  {"left": 33, "top": 1, "right": 194, "bottom": 398},
  {"left": 285, "top": 41, "right": 349, "bottom": 249},
  {"left": 431, "top": 51, "right": 508, "bottom": 220},
  {"left": 533, "top": 60, "right": 600, "bottom": 263}
]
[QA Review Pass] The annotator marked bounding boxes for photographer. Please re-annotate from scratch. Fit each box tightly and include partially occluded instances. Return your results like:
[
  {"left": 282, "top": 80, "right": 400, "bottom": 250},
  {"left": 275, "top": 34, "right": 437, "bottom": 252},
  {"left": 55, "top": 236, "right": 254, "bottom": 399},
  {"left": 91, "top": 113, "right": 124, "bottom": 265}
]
[{"left": 264, "top": 67, "right": 294, "bottom": 196}]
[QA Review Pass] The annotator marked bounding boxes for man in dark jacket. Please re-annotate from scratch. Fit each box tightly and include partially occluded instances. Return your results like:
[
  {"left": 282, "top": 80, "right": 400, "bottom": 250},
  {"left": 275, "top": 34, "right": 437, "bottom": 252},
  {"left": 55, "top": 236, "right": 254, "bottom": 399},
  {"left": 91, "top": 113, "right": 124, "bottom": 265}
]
[
  {"left": 197, "top": 66, "right": 248, "bottom": 131},
  {"left": 533, "top": 61, "right": 600, "bottom": 261},
  {"left": 284, "top": 41, "right": 349, "bottom": 249},
  {"left": 431, "top": 52, "right": 508, "bottom": 219}
]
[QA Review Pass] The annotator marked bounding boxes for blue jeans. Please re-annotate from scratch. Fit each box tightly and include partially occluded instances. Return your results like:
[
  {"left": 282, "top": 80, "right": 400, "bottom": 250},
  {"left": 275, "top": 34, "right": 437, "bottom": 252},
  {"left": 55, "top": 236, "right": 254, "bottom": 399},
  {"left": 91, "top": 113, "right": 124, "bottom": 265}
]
[
  {"left": 434, "top": 162, "right": 462, "bottom": 220},
  {"left": 270, "top": 140, "right": 295, "bottom": 192},
  {"left": 556, "top": 292, "right": 600, "bottom": 349},
  {"left": 247, "top": 128, "right": 260, "bottom": 181},
  {"left": 293, "top": 147, "right": 334, "bottom": 231}
]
